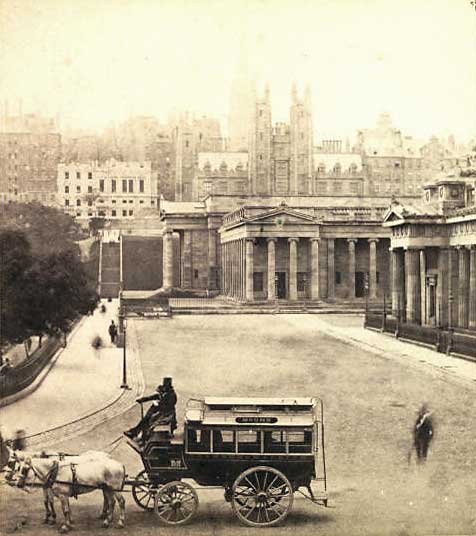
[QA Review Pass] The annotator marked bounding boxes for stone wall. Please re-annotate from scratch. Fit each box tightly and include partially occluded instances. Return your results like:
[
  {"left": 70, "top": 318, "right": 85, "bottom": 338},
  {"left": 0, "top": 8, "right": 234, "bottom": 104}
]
[{"left": 122, "top": 236, "right": 162, "bottom": 290}]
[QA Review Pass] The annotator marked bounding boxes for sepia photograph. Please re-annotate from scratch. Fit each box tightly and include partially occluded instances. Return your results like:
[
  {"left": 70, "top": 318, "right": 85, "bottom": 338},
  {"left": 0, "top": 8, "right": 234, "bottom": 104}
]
[{"left": 0, "top": 0, "right": 475, "bottom": 534}]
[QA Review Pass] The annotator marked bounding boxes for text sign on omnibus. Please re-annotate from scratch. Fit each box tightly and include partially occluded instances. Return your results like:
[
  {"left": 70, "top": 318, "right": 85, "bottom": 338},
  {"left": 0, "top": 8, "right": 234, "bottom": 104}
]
[{"left": 235, "top": 417, "right": 278, "bottom": 424}]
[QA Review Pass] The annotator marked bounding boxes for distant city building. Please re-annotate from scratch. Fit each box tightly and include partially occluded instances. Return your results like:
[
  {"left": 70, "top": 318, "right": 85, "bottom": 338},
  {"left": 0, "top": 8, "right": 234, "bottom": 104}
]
[
  {"left": 57, "top": 159, "right": 156, "bottom": 221},
  {"left": 356, "top": 113, "right": 463, "bottom": 196}
]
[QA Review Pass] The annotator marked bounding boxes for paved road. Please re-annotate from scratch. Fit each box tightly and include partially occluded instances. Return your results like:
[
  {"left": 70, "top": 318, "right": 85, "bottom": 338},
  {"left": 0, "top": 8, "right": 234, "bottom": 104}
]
[
  {"left": 0, "top": 300, "right": 123, "bottom": 439},
  {"left": 2, "top": 314, "right": 476, "bottom": 535}
]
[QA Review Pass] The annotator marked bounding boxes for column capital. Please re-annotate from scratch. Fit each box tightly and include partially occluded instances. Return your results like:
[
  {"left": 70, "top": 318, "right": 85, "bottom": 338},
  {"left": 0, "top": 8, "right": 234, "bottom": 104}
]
[
  {"left": 288, "top": 237, "right": 299, "bottom": 243},
  {"left": 347, "top": 238, "right": 358, "bottom": 244},
  {"left": 245, "top": 237, "right": 256, "bottom": 244},
  {"left": 266, "top": 237, "right": 278, "bottom": 243},
  {"left": 404, "top": 245, "right": 424, "bottom": 251},
  {"left": 310, "top": 237, "right": 320, "bottom": 243},
  {"left": 367, "top": 238, "right": 379, "bottom": 244}
]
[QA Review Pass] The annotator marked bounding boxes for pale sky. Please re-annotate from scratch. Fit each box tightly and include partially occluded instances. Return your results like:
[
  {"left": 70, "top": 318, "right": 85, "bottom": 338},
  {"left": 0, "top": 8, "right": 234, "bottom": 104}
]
[{"left": 0, "top": 0, "right": 475, "bottom": 142}]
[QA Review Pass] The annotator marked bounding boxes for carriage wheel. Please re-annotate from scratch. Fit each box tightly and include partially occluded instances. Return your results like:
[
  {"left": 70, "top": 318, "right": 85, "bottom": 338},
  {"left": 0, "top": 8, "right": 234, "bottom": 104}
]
[
  {"left": 154, "top": 481, "right": 199, "bottom": 525},
  {"left": 131, "top": 470, "right": 157, "bottom": 510},
  {"left": 231, "top": 466, "right": 294, "bottom": 527}
]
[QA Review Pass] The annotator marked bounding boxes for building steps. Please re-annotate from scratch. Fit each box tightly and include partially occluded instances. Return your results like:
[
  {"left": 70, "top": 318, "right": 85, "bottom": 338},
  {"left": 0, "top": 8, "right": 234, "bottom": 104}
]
[{"left": 99, "top": 242, "right": 121, "bottom": 298}]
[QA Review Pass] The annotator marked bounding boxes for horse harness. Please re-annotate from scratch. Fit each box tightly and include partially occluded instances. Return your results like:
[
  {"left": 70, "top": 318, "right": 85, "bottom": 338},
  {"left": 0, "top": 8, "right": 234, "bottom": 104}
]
[{"left": 21, "top": 459, "right": 80, "bottom": 498}]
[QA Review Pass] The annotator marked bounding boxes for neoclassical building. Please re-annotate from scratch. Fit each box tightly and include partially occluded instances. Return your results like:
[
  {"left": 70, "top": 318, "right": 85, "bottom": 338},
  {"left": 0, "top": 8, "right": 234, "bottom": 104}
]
[
  {"left": 157, "top": 194, "right": 393, "bottom": 302},
  {"left": 383, "top": 173, "right": 476, "bottom": 329}
]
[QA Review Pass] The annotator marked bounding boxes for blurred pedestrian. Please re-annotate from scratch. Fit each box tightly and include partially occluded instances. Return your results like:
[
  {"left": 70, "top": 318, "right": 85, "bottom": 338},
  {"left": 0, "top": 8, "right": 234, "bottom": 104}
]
[
  {"left": 108, "top": 320, "right": 118, "bottom": 343},
  {"left": 12, "top": 429, "right": 26, "bottom": 451},
  {"left": 412, "top": 403, "right": 434, "bottom": 464}
]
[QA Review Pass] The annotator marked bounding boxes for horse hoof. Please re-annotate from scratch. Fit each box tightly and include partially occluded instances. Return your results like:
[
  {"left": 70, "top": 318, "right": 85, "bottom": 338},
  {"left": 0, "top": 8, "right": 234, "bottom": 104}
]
[
  {"left": 117, "top": 521, "right": 125, "bottom": 529},
  {"left": 102, "top": 520, "right": 110, "bottom": 529},
  {"left": 59, "top": 525, "right": 70, "bottom": 534}
]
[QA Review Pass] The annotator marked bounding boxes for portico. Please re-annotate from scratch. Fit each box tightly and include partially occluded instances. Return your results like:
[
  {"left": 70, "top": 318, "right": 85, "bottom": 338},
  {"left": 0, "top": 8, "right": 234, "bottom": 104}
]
[
  {"left": 383, "top": 178, "right": 476, "bottom": 330},
  {"left": 219, "top": 202, "right": 390, "bottom": 302}
]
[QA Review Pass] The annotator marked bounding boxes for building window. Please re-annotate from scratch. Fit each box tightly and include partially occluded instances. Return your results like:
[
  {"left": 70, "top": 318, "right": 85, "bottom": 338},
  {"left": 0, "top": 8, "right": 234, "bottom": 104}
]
[
  {"left": 88, "top": 212, "right": 93, "bottom": 216},
  {"left": 129, "top": 200, "right": 133, "bottom": 204},
  {"left": 65, "top": 199, "right": 69, "bottom": 206},
  {"left": 111, "top": 210, "right": 116, "bottom": 217},
  {"left": 65, "top": 171, "right": 69, "bottom": 180},
  {"left": 76, "top": 199, "right": 81, "bottom": 207},
  {"left": 76, "top": 172, "right": 81, "bottom": 179},
  {"left": 139, "top": 200, "right": 144, "bottom": 204},
  {"left": 122, "top": 209, "right": 127, "bottom": 216},
  {"left": 185, "top": 140, "right": 189, "bottom": 148},
  {"left": 76, "top": 185, "right": 81, "bottom": 193},
  {"left": 151, "top": 200, "right": 155, "bottom": 205},
  {"left": 88, "top": 185, "right": 92, "bottom": 193},
  {"left": 64, "top": 186, "right": 69, "bottom": 193},
  {"left": 139, "top": 179, "right": 144, "bottom": 193},
  {"left": 99, "top": 180, "right": 104, "bottom": 193},
  {"left": 128, "top": 210, "right": 133, "bottom": 216},
  {"left": 122, "top": 180, "right": 127, "bottom": 192},
  {"left": 259, "top": 109, "right": 263, "bottom": 117},
  {"left": 128, "top": 179, "right": 133, "bottom": 192},
  {"left": 88, "top": 172, "right": 92, "bottom": 180},
  {"left": 317, "top": 163, "right": 326, "bottom": 174},
  {"left": 253, "top": 272, "right": 264, "bottom": 292},
  {"left": 111, "top": 179, "right": 116, "bottom": 193},
  {"left": 194, "top": 269, "right": 199, "bottom": 279},
  {"left": 88, "top": 200, "right": 92, "bottom": 207},
  {"left": 376, "top": 272, "right": 380, "bottom": 284},
  {"left": 76, "top": 211, "right": 81, "bottom": 216},
  {"left": 123, "top": 200, "right": 127, "bottom": 204},
  {"left": 259, "top": 154, "right": 263, "bottom": 160},
  {"left": 297, "top": 272, "right": 307, "bottom": 292},
  {"left": 260, "top": 132, "right": 263, "bottom": 140},
  {"left": 98, "top": 210, "right": 105, "bottom": 217},
  {"left": 335, "top": 271, "right": 341, "bottom": 285},
  {"left": 333, "top": 163, "right": 341, "bottom": 175},
  {"left": 112, "top": 199, "right": 116, "bottom": 204}
]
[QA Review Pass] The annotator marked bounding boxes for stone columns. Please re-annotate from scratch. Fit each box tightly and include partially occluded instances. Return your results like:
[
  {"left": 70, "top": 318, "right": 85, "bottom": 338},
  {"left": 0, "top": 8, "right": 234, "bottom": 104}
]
[
  {"left": 368, "top": 239, "right": 378, "bottom": 299},
  {"left": 469, "top": 247, "right": 476, "bottom": 330},
  {"left": 162, "top": 231, "right": 174, "bottom": 290},
  {"left": 404, "top": 248, "right": 421, "bottom": 324},
  {"left": 267, "top": 238, "right": 277, "bottom": 301},
  {"left": 327, "top": 239, "right": 335, "bottom": 299},
  {"left": 448, "top": 248, "right": 459, "bottom": 328},
  {"left": 420, "top": 249, "right": 427, "bottom": 325},
  {"left": 347, "top": 239, "right": 357, "bottom": 298},
  {"left": 437, "top": 248, "right": 449, "bottom": 328},
  {"left": 208, "top": 228, "right": 217, "bottom": 290},
  {"left": 310, "top": 238, "right": 320, "bottom": 300},
  {"left": 245, "top": 238, "right": 254, "bottom": 302},
  {"left": 458, "top": 246, "right": 470, "bottom": 328},
  {"left": 288, "top": 238, "right": 299, "bottom": 301},
  {"left": 391, "top": 248, "right": 405, "bottom": 318}
]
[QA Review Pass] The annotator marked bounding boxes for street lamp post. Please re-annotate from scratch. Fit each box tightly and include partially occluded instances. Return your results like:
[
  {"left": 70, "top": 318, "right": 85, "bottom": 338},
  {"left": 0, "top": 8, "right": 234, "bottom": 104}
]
[{"left": 120, "top": 315, "right": 130, "bottom": 390}]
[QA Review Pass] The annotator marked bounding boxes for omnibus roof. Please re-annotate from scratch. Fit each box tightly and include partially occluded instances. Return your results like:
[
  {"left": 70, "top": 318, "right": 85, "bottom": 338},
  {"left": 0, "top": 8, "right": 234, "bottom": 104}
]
[{"left": 185, "top": 397, "right": 320, "bottom": 427}]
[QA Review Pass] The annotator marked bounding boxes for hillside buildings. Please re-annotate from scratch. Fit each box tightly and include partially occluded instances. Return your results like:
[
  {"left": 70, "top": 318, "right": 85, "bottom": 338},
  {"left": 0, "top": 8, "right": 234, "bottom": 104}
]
[
  {"left": 0, "top": 107, "right": 61, "bottom": 204},
  {"left": 57, "top": 159, "right": 156, "bottom": 221}
]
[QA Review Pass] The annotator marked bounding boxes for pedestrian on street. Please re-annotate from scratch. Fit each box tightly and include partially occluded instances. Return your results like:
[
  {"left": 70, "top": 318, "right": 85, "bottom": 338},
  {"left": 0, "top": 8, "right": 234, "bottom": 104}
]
[
  {"left": 411, "top": 403, "right": 434, "bottom": 464},
  {"left": 108, "top": 320, "right": 118, "bottom": 344}
]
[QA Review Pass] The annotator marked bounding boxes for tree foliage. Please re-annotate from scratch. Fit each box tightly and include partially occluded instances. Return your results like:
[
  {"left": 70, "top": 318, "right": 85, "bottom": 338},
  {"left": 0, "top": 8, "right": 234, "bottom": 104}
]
[{"left": 0, "top": 204, "right": 98, "bottom": 349}]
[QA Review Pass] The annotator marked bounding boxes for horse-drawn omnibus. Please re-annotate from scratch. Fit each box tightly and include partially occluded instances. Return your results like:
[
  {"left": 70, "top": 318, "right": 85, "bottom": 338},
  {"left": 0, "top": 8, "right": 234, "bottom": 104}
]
[{"left": 129, "top": 396, "right": 328, "bottom": 527}]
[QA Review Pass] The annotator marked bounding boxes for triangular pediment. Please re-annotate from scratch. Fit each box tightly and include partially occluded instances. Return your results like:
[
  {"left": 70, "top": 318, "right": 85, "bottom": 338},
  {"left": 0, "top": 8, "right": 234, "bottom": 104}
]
[
  {"left": 382, "top": 206, "right": 406, "bottom": 225},
  {"left": 246, "top": 207, "right": 317, "bottom": 225}
]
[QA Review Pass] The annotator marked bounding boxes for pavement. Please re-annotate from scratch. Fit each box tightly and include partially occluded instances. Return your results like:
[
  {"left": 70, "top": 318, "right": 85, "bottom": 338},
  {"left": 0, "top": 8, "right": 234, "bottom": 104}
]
[
  {"left": 286, "top": 314, "right": 476, "bottom": 389},
  {"left": 0, "top": 299, "right": 127, "bottom": 440}
]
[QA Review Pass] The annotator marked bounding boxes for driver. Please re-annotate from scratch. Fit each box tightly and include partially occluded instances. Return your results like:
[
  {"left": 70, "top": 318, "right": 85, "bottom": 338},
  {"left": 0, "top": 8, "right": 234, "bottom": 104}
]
[{"left": 124, "top": 377, "right": 177, "bottom": 443}]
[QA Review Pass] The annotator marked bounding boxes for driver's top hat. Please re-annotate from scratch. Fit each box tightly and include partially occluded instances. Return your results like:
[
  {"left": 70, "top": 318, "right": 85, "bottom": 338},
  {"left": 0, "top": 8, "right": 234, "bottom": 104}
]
[{"left": 163, "top": 377, "right": 173, "bottom": 387}]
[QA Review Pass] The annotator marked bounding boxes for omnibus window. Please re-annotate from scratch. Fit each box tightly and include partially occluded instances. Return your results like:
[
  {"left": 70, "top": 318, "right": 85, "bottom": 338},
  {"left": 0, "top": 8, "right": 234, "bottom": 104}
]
[
  {"left": 237, "top": 430, "right": 261, "bottom": 453},
  {"left": 213, "top": 430, "right": 235, "bottom": 453},
  {"left": 187, "top": 428, "right": 211, "bottom": 452},
  {"left": 263, "top": 431, "right": 286, "bottom": 453},
  {"left": 288, "top": 430, "right": 313, "bottom": 453}
]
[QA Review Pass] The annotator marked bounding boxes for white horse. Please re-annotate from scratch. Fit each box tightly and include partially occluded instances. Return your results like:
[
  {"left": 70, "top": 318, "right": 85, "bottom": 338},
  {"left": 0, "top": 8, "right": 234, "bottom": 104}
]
[
  {"left": 3, "top": 449, "right": 114, "bottom": 526},
  {"left": 12, "top": 452, "right": 126, "bottom": 531}
]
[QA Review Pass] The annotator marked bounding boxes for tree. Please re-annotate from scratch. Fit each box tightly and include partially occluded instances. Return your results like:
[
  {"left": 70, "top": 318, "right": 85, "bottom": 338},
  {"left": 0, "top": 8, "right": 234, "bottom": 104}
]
[
  {"left": 88, "top": 216, "right": 107, "bottom": 237},
  {"left": 0, "top": 209, "right": 98, "bottom": 356}
]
